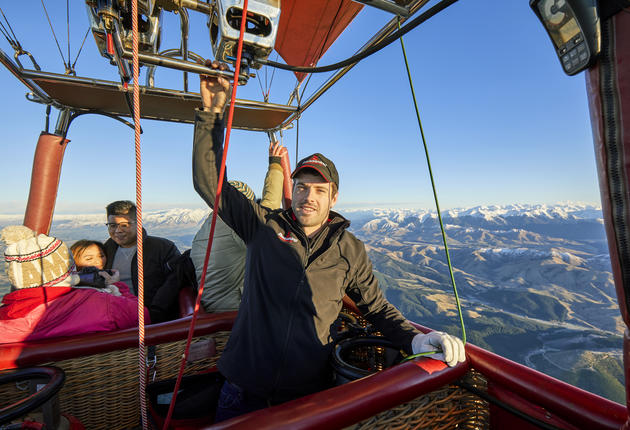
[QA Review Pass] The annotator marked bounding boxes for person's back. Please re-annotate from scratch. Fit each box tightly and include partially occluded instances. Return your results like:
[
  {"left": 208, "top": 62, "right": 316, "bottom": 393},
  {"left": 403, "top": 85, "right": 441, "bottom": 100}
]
[
  {"left": 190, "top": 143, "right": 285, "bottom": 312},
  {"left": 0, "top": 226, "right": 144, "bottom": 344},
  {"left": 0, "top": 282, "right": 141, "bottom": 343},
  {"left": 191, "top": 214, "right": 246, "bottom": 312}
]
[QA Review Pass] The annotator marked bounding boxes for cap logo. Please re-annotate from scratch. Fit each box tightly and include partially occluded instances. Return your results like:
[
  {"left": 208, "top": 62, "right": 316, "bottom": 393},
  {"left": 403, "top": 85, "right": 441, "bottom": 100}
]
[
  {"left": 305, "top": 156, "right": 327, "bottom": 167},
  {"left": 292, "top": 153, "right": 338, "bottom": 189}
]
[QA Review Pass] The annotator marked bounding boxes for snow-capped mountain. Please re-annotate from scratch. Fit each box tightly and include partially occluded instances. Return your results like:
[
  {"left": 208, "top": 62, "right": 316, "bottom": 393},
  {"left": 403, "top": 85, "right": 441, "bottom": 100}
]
[
  {"left": 0, "top": 202, "right": 623, "bottom": 403},
  {"left": 0, "top": 208, "right": 211, "bottom": 248},
  {"left": 344, "top": 202, "right": 603, "bottom": 223},
  {"left": 0, "top": 208, "right": 210, "bottom": 230},
  {"left": 346, "top": 203, "right": 602, "bottom": 229},
  {"left": 0, "top": 202, "right": 601, "bottom": 237},
  {"left": 349, "top": 203, "right": 605, "bottom": 245}
]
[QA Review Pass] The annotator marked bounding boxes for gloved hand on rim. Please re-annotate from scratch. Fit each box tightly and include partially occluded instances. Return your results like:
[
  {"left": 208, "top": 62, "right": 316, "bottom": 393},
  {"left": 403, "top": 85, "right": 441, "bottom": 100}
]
[{"left": 411, "top": 331, "right": 466, "bottom": 367}]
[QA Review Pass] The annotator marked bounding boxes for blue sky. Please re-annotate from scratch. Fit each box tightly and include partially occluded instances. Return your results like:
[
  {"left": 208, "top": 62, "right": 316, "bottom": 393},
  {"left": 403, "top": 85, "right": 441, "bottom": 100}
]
[{"left": 0, "top": 1, "right": 599, "bottom": 214}]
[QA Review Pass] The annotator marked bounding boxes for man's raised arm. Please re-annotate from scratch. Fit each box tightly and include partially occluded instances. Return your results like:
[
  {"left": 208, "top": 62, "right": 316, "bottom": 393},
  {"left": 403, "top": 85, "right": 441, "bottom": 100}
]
[
  {"left": 192, "top": 61, "right": 231, "bottom": 208},
  {"left": 192, "top": 61, "right": 269, "bottom": 244}
]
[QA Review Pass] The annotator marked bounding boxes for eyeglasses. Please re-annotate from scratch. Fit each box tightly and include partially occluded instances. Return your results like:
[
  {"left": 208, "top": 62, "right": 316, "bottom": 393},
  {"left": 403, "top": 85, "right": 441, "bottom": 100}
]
[{"left": 105, "top": 222, "right": 136, "bottom": 230}]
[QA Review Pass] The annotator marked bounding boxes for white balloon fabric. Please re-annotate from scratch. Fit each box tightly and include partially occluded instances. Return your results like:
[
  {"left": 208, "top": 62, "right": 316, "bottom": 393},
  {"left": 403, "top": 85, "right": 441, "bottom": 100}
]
[{"left": 411, "top": 331, "right": 466, "bottom": 367}]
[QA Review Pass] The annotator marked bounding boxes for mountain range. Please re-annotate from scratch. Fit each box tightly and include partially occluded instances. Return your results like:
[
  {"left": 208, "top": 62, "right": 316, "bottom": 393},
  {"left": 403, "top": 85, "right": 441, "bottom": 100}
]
[
  {"left": 346, "top": 203, "right": 622, "bottom": 403},
  {"left": 0, "top": 203, "right": 623, "bottom": 403}
]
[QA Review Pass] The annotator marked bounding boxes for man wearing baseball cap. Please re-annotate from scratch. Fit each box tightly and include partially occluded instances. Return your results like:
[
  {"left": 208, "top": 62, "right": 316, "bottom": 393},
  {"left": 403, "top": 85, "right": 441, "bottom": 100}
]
[
  {"left": 192, "top": 61, "right": 465, "bottom": 422},
  {"left": 290, "top": 152, "right": 339, "bottom": 237}
]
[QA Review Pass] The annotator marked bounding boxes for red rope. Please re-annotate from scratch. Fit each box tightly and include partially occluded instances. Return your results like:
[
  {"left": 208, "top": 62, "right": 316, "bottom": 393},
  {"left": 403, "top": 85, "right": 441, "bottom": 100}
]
[
  {"left": 161, "top": 2, "right": 250, "bottom": 428},
  {"left": 131, "top": 1, "right": 148, "bottom": 429}
]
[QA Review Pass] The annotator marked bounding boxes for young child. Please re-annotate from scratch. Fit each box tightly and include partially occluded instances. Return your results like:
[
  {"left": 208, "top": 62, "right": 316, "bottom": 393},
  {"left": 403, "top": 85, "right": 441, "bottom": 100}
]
[
  {"left": 71, "top": 239, "right": 107, "bottom": 270},
  {"left": 71, "top": 239, "right": 133, "bottom": 296},
  {"left": 0, "top": 226, "right": 148, "bottom": 344}
]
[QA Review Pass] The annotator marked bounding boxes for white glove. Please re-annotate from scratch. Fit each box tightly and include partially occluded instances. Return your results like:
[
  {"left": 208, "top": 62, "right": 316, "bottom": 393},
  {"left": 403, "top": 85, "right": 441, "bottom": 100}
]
[
  {"left": 100, "top": 285, "right": 122, "bottom": 296},
  {"left": 99, "top": 269, "right": 120, "bottom": 285},
  {"left": 411, "top": 331, "right": 466, "bottom": 367}
]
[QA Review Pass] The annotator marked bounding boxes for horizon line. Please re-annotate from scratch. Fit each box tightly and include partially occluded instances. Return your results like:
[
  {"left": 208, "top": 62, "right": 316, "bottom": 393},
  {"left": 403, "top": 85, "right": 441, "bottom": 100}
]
[{"left": 0, "top": 200, "right": 604, "bottom": 217}]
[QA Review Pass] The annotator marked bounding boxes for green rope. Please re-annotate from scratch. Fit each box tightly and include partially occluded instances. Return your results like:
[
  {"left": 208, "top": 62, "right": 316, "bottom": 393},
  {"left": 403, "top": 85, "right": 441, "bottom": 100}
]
[{"left": 397, "top": 22, "right": 467, "bottom": 354}]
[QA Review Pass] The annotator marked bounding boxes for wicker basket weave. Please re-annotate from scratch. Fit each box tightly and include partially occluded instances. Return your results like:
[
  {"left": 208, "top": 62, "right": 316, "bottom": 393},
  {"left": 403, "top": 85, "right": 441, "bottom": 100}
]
[
  {"left": 337, "top": 307, "right": 490, "bottom": 430},
  {"left": 345, "top": 371, "right": 489, "bottom": 430},
  {"left": 2, "top": 309, "right": 490, "bottom": 430},
  {"left": 0, "top": 331, "right": 231, "bottom": 430}
]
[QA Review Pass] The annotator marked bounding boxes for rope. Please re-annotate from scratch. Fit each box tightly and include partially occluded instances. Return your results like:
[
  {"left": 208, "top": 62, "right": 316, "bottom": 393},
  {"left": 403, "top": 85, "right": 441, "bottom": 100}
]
[
  {"left": 257, "top": 52, "right": 278, "bottom": 102},
  {"left": 161, "top": 1, "right": 250, "bottom": 428},
  {"left": 40, "top": 0, "right": 70, "bottom": 73},
  {"left": 66, "top": 0, "right": 70, "bottom": 69},
  {"left": 267, "top": 53, "right": 278, "bottom": 99},
  {"left": 295, "top": 87, "right": 301, "bottom": 165},
  {"left": 130, "top": 1, "right": 148, "bottom": 429},
  {"left": 0, "top": 7, "right": 20, "bottom": 51},
  {"left": 256, "top": 71, "right": 266, "bottom": 100},
  {"left": 296, "top": 113, "right": 300, "bottom": 165},
  {"left": 71, "top": 27, "right": 91, "bottom": 71},
  {"left": 288, "top": 0, "right": 341, "bottom": 104},
  {"left": 0, "top": 7, "right": 41, "bottom": 71},
  {"left": 258, "top": 0, "right": 459, "bottom": 74},
  {"left": 397, "top": 22, "right": 466, "bottom": 362},
  {"left": 308, "top": 0, "right": 344, "bottom": 77}
]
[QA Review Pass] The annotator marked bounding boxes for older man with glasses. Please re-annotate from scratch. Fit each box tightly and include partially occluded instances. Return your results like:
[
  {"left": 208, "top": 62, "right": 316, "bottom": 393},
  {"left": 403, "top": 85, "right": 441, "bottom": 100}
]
[{"left": 103, "top": 200, "right": 181, "bottom": 322}]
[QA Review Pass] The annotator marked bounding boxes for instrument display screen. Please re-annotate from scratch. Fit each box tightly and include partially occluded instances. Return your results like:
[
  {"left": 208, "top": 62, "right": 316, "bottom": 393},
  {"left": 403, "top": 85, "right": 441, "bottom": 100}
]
[
  {"left": 530, "top": 0, "right": 601, "bottom": 76},
  {"left": 536, "top": 0, "right": 581, "bottom": 48}
]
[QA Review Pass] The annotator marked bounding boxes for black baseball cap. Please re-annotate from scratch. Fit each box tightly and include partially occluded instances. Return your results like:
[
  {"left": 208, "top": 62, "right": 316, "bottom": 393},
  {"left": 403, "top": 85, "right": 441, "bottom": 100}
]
[{"left": 291, "top": 153, "right": 339, "bottom": 189}]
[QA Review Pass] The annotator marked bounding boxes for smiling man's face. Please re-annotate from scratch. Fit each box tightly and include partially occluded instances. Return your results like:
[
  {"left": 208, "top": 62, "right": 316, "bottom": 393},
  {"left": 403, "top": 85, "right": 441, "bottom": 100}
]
[
  {"left": 291, "top": 171, "right": 338, "bottom": 237},
  {"left": 107, "top": 214, "right": 137, "bottom": 248}
]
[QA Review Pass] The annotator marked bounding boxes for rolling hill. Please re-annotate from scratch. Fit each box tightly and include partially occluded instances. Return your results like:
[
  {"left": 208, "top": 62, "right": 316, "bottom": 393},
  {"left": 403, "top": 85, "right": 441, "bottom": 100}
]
[{"left": 0, "top": 203, "right": 624, "bottom": 403}]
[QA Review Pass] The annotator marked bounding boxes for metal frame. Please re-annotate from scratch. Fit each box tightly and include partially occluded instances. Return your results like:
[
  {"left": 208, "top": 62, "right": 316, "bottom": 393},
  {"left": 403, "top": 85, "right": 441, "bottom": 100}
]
[
  {"left": 11, "top": 66, "right": 295, "bottom": 130},
  {"left": 0, "top": 0, "right": 432, "bottom": 132},
  {"left": 280, "top": 0, "right": 430, "bottom": 129},
  {"left": 351, "top": 0, "right": 410, "bottom": 17},
  {"left": 0, "top": 49, "right": 53, "bottom": 107}
]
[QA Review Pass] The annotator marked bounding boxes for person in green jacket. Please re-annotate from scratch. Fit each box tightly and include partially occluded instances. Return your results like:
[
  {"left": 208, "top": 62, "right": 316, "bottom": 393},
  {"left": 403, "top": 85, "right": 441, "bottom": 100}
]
[
  {"left": 190, "top": 140, "right": 286, "bottom": 312},
  {"left": 193, "top": 61, "right": 465, "bottom": 422}
]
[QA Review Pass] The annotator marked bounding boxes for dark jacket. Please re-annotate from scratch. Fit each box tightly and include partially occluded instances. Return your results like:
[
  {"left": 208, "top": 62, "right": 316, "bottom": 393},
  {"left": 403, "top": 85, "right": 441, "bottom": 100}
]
[
  {"left": 193, "top": 110, "right": 419, "bottom": 401},
  {"left": 104, "top": 229, "right": 181, "bottom": 322},
  {"left": 151, "top": 250, "right": 197, "bottom": 323}
]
